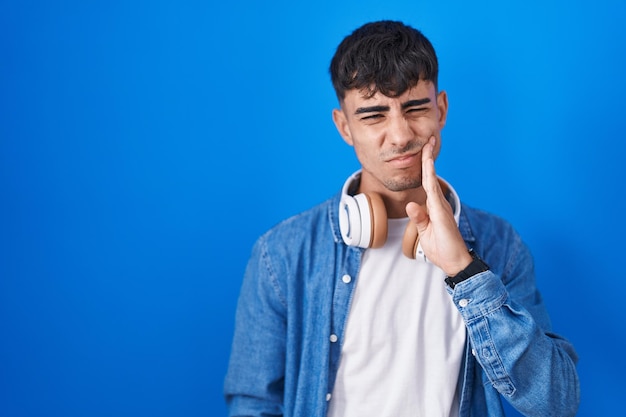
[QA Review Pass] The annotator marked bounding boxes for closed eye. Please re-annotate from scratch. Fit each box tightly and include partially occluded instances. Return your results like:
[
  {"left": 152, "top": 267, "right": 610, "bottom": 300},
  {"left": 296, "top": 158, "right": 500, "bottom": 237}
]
[{"left": 360, "top": 113, "right": 384, "bottom": 120}]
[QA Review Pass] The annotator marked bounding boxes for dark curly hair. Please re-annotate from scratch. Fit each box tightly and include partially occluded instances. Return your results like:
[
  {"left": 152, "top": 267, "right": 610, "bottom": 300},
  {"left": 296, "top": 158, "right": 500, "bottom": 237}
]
[{"left": 329, "top": 20, "right": 439, "bottom": 101}]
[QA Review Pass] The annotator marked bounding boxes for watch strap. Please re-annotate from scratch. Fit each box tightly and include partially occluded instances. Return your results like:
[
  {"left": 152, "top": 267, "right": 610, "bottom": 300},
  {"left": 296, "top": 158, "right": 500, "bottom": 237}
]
[{"left": 445, "top": 249, "right": 490, "bottom": 289}]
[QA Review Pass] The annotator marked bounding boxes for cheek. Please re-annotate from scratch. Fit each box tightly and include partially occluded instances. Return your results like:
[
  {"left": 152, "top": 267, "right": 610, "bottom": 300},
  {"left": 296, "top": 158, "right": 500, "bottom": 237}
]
[
  {"left": 352, "top": 142, "right": 374, "bottom": 162},
  {"left": 412, "top": 118, "right": 440, "bottom": 139},
  {"left": 433, "top": 140, "right": 442, "bottom": 159},
  {"left": 350, "top": 129, "right": 384, "bottom": 155}
]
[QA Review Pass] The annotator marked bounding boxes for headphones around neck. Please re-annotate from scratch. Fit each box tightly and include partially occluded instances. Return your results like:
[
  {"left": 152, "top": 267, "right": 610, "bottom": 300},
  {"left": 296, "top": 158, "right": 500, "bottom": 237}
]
[{"left": 338, "top": 170, "right": 460, "bottom": 260}]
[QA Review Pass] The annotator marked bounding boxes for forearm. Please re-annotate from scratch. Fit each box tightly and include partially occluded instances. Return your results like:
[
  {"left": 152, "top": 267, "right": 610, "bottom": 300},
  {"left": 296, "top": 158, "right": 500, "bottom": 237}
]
[{"left": 452, "top": 271, "right": 580, "bottom": 417}]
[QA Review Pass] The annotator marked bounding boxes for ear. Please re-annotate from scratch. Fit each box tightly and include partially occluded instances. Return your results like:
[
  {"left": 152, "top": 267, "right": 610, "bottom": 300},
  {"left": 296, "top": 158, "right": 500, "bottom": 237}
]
[
  {"left": 332, "top": 107, "right": 354, "bottom": 146},
  {"left": 436, "top": 90, "right": 449, "bottom": 129}
]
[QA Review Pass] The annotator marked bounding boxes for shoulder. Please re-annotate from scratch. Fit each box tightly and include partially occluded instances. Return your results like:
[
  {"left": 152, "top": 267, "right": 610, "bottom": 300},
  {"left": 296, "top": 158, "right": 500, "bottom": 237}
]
[
  {"left": 255, "top": 194, "right": 340, "bottom": 255},
  {"left": 460, "top": 204, "right": 533, "bottom": 278},
  {"left": 245, "top": 195, "right": 343, "bottom": 297},
  {"left": 461, "top": 204, "right": 521, "bottom": 243}
]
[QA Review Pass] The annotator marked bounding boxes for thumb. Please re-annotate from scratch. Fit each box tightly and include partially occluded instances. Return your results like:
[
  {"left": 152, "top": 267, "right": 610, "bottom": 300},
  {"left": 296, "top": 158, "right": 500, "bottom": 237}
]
[{"left": 406, "top": 202, "right": 429, "bottom": 232}]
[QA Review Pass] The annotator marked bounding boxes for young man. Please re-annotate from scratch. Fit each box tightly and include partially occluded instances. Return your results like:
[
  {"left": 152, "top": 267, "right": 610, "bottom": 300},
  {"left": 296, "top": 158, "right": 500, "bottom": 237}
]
[{"left": 224, "top": 20, "right": 580, "bottom": 417}]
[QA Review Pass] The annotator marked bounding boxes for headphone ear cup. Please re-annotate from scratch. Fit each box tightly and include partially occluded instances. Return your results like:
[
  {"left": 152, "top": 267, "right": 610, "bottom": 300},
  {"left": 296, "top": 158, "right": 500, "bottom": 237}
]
[
  {"left": 402, "top": 221, "right": 419, "bottom": 259},
  {"left": 364, "top": 192, "right": 388, "bottom": 248},
  {"left": 339, "top": 195, "right": 362, "bottom": 247}
]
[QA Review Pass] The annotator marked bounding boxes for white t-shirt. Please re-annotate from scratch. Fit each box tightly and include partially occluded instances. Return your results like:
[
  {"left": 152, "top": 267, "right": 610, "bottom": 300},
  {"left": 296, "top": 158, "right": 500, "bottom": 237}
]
[{"left": 327, "top": 217, "right": 466, "bottom": 417}]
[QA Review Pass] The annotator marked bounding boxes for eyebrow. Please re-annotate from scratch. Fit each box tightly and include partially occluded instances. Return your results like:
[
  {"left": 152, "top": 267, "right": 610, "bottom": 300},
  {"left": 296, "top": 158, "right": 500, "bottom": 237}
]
[
  {"left": 402, "top": 98, "right": 431, "bottom": 109},
  {"left": 354, "top": 105, "right": 389, "bottom": 115},
  {"left": 354, "top": 98, "right": 432, "bottom": 115}
]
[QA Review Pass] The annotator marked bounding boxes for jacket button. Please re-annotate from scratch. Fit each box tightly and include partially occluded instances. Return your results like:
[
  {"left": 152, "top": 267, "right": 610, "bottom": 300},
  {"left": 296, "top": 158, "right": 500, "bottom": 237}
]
[
  {"left": 342, "top": 274, "right": 351, "bottom": 284},
  {"left": 326, "top": 393, "right": 332, "bottom": 401},
  {"left": 329, "top": 334, "right": 338, "bottom": 343},
  {"left": 458, "top": 299, "right": 469, "bottom": 307}
]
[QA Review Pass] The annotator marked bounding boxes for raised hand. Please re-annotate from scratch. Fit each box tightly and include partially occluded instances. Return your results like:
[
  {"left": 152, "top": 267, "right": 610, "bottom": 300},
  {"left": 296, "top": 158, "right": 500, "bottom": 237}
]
[{"left": 405, "top": 137, "right": 472, "bottom": 276}]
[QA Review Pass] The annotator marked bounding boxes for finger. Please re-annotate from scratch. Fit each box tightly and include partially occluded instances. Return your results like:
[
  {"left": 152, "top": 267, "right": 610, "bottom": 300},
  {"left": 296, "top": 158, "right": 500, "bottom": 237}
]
[
  {"left": 421, "top": 137, "right": 437, "bottom": 190},
  {"left": 406, "top": 201, "right": 429, "bottom": 232},
  {"left": 421, "top": 137, "right": 446, "bottom": 208}
]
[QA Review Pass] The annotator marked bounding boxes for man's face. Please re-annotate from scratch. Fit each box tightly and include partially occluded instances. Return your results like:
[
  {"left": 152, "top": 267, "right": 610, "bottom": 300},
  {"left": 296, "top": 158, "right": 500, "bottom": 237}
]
[{"left": 333, "top": 80, "right": 448, "bottom": 195}]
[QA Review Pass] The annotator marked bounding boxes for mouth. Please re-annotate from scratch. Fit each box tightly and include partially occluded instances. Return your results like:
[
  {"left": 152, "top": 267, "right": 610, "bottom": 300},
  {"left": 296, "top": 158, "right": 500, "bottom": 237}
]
[{"left": 386, "top": 152, "right": 420, "bottom": 167}]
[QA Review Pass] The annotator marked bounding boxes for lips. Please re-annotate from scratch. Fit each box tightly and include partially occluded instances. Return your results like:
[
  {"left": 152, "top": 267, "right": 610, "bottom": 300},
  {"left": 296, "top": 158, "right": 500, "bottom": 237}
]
[{"left": 386, "top": 152, "right": 420, "bottom": 168}]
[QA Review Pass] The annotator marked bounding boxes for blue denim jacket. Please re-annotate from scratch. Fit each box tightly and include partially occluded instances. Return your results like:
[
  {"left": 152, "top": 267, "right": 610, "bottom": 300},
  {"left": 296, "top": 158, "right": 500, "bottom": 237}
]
[{"left": 224, "top": 191, "right": 580, "bottom": 417}]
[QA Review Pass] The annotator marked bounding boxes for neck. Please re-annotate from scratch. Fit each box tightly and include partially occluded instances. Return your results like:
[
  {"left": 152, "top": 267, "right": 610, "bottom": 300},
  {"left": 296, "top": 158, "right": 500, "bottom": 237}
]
[
  {"left": 356, "top": 182, "right": 427, "bottom": 218},
  {"left": 380, "top": 187, "right": 427, "bottom": 218},
  {"left": 354, "top": 171, "right": 429, "bottom": 219}
]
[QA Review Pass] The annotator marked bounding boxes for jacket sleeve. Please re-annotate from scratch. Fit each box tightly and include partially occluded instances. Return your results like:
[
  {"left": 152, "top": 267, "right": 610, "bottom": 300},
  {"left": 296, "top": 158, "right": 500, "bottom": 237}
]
[
  {"left": 224, "top": 236, "right": 287, "bottom": 417},
  {"left": 451, "top": 232, "right": 580, "bottom": 417}
]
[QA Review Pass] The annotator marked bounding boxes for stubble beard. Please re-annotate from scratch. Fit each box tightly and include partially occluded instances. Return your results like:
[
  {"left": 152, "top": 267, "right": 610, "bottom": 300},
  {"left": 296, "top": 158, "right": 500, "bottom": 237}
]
[
  {"left": 380, "top": 141, "right": 425, "bottom": 192},
  {"left": 383, "top": 175, "right": 423, "bottom": 192}
]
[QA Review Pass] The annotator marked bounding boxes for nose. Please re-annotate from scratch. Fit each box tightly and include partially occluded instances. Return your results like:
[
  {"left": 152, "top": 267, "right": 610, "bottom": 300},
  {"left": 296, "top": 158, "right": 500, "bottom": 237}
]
[{"left": 387, "top": 114, "right": 414, "bottom": 147}]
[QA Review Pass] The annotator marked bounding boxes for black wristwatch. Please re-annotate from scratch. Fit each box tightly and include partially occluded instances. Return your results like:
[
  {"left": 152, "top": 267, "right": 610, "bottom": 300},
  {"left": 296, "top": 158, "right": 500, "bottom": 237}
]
[{"left": 445, "top": 249, "right": 490, "bottom": 289}]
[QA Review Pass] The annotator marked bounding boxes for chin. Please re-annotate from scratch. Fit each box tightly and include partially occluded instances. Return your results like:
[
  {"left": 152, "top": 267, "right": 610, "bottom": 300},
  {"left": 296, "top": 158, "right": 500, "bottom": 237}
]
[{"left": 384, "top": 176, "right": 423, "bottom": 192}]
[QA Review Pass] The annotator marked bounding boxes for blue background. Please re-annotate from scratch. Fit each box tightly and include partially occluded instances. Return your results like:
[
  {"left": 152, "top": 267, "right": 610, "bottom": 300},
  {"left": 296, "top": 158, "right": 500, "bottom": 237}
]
[{"left": 1, "top": 1, "right": 625, "bottom": 416}]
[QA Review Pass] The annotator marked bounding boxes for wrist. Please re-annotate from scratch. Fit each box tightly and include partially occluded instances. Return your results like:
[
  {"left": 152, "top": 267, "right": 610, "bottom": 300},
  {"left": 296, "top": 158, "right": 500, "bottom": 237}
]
[
  {"left": 443, "top": 251, "right": 474, "bottom": 277},
  {"left": 445, "top": 249, "right": 490, "bottom": 289}
]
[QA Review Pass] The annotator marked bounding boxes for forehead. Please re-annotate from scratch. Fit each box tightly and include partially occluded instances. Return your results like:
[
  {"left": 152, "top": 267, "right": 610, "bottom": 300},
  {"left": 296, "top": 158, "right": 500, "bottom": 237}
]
[{"left": 341, "top": 80, "right": 437, "bottom": 109}]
